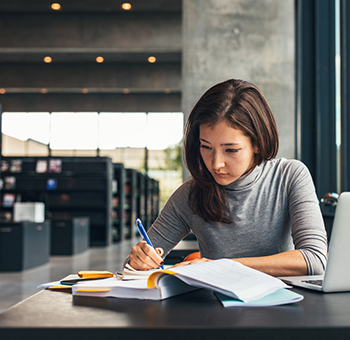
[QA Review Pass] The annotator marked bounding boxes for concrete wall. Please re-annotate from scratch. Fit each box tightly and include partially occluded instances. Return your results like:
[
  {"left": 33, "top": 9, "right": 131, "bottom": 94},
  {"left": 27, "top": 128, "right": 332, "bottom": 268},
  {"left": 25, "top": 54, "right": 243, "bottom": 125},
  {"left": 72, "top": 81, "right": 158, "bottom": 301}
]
[{"left": 182, "top": 0, "right": 295, "bottom": 179}]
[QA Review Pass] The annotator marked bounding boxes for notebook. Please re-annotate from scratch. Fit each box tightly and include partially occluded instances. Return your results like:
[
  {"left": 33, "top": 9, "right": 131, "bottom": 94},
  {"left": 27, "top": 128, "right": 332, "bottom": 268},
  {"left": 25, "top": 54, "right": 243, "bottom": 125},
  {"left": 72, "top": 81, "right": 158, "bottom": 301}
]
[{"left": 279, "top": 192, "right": 350, "bottom": 292}]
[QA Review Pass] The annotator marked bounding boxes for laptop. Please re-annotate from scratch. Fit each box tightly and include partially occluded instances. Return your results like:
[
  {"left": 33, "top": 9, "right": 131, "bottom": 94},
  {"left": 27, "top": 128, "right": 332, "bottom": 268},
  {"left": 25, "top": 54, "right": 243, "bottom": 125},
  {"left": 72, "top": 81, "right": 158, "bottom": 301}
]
[{"left": 279, "top": 192, "right": 350, "bottom": 292}]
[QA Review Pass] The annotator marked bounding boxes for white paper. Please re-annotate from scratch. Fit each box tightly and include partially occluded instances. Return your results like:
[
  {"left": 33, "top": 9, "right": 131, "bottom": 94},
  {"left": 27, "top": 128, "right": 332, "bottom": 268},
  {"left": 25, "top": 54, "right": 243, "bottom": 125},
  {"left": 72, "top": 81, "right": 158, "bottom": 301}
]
[
  {"left": 164, "top": 259, "right": 289, "bottom": 302},
  {"left": 122, "top": 264, "right": 162, "bottom": 280},
  {"left": 215, "top": 288, "right": 304, "bottom": 307}
]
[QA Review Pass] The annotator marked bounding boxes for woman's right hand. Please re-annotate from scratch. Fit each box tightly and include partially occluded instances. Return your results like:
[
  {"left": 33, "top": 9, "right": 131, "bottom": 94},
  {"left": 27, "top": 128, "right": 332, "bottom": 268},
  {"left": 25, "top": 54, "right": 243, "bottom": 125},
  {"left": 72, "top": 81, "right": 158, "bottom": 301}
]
[{"left": 128, "top": 240, "right": 164, "bottom": 271}]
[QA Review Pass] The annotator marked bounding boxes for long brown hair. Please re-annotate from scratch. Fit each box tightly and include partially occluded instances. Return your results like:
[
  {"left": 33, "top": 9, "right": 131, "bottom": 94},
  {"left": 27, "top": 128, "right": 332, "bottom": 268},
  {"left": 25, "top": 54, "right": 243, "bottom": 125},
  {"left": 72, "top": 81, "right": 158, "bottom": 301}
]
[{"left": 184, "top": 79, "right": 279, "bottom": 223}]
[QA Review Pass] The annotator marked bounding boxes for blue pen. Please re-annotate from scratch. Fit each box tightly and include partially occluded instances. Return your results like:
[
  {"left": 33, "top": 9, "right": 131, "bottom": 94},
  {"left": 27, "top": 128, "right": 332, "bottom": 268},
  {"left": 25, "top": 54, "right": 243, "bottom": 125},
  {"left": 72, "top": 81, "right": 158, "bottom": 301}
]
[{"left": 135, "top": 218, "right": 164, "bottom": 270}]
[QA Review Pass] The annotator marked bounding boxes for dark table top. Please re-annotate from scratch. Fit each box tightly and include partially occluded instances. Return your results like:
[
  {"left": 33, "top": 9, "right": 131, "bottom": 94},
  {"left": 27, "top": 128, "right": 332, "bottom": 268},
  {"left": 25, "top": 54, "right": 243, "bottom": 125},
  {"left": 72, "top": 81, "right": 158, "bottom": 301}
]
[{"left": 1, "top": 287, "right": 350, "bottom": 340}]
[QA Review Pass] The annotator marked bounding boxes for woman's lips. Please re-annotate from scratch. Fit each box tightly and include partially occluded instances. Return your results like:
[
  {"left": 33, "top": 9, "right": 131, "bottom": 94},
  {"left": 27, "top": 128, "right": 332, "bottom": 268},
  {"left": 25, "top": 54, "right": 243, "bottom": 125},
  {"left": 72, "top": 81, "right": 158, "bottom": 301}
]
[{"left": 214, "top": 172, "right": 227, "bottom": 178}]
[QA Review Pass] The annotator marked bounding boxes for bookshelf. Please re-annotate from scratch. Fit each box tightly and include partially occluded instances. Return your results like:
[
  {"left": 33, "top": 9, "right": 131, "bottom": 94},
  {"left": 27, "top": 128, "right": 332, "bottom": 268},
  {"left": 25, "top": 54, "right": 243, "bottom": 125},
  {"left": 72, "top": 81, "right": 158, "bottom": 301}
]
[
  {"left": 111, "top": 166, "right": 160, "bottom": 241},
  {"left": 124, "top": 168, "right": 137, "bottom": 240},
  {"left": 0, "top": 157, "right": 113, "bottom": 246},
  {"left": 149, "top": 178, "right": 160, "bottom": 226},
  {"left": 0, "top": 157, "right": 160, "bottom": 246},
  {"left": 144, "top": 175, "right": 160, "bottom": 230},
  {"left": 136, "top": 171, "right": 146, "bottom": 237},
  {"left": 112, "top": 163, "right": 125, "bottom": 242}
]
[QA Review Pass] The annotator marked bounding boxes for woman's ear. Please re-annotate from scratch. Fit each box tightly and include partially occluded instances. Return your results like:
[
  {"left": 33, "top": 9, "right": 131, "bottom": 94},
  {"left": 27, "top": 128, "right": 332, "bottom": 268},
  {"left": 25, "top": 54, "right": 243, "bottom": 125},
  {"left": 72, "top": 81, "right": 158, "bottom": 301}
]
[{"left": 254, "top": 145, "right": 259, "bottom": 154}]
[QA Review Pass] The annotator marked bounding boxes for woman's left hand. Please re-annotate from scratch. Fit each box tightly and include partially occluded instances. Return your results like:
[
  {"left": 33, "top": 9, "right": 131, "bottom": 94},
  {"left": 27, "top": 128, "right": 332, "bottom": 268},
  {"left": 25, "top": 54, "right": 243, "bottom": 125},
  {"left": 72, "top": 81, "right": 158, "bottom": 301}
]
[{"left": 171, "top": 257, "right": 211, "bottom": 267}]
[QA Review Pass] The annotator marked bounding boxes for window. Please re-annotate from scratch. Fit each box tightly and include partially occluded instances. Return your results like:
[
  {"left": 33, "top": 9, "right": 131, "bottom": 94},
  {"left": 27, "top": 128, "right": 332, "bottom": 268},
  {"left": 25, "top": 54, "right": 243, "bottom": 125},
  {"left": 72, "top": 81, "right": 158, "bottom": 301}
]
[
  {"left": 1, "top": 112, "right": 50, "bottom": 156},
  {"left": 295, "top": 0, "right": 350, "bottom": 198},
  {"left": 1, "top": 111, "right": 184, "bottom": 208},
  {"left": 50, "top": 112, "right": 99, "bottom": 150}
]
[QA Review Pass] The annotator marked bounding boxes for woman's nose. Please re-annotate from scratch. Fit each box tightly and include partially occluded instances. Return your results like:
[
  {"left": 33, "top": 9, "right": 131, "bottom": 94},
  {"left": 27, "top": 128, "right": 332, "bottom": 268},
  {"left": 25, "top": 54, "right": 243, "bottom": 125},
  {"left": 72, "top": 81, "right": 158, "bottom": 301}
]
[{"left": 212, "top": 151, "right": 225, "bottom": 169}]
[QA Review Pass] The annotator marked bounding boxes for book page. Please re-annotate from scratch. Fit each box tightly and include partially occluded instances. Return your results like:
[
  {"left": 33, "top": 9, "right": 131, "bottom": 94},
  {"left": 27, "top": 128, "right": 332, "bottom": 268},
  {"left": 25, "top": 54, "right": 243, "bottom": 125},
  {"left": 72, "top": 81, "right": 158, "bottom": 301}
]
[
  {"left": 215, "top": 289, "right": 303, "bottom": 307},
  {"left": 122, "top": 264, "right": 161, "bottom": 280},
  {"left": 72, "top": 275, "right": 196, "bottom": 300},
  {"left": 164, "top": 259, "right": 289, "bottom": 302},
  {"left": 75, "top": 277, "right": 149, "bottom": 289}
]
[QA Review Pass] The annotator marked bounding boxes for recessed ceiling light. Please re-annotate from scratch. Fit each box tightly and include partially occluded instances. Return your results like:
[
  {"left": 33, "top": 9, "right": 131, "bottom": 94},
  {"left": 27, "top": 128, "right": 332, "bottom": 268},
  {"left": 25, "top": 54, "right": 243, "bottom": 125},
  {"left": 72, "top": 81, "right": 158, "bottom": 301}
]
[
  {"left": 121, "top": 3, "right": 132, "bottom": 10},
  {"left": 44, "top": 56, "right": 52, "bottom": 63},
  {"left": 123, "top": 88, "right": 130, "bottom": 94},
  {"left": 41, "top": 88, "right": 48, "bottom": 94},
  {"left": 148, "top": 56, "right": 156, "bottom": 63},
  {"left": 0, "top": 88, "right": 6, "bottom": 94},
  {"left": 82, "top": 88, "right": 89, "bottom": 94},
  {"left": 96, "top": 56, "right": 104, "bottom": 63},
  {"left": 51, "top": 3, "right": 61, "bottom": 10},
  {"left": 164, "top": 88, "right": 171, "bottom": 94}
]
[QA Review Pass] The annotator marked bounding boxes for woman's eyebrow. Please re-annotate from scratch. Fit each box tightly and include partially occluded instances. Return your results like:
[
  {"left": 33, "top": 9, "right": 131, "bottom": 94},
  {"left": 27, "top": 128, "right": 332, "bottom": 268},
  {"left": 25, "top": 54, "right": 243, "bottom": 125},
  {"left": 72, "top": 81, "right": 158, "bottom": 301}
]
[
  {"left": 221, "top": 142, "right": 242, "bottom": 146},
  {"left": 200, "top": 138, "right": 242, "bottom": 147}
]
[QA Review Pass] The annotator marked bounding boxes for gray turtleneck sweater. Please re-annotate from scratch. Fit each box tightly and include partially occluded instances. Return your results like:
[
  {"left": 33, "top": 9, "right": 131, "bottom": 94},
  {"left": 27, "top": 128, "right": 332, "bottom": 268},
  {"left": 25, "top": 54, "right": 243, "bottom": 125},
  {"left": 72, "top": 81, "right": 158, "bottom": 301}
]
[{"left": 147, "top": 158, "right": 328, "bottom": 275}]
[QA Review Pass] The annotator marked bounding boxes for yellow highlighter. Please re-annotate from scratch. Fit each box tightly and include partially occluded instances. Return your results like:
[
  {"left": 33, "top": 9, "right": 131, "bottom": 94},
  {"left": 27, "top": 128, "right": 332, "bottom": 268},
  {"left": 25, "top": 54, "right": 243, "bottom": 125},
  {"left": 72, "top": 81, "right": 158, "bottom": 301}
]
[
  {"left": 75, "top": 288, "right": 111, "bottom": 293},
  {"left": 47, "top": 285, "right": 72, "bottom": 290},
  {"left": 78, "top": 271, "right": 114, "bottom": 279}
]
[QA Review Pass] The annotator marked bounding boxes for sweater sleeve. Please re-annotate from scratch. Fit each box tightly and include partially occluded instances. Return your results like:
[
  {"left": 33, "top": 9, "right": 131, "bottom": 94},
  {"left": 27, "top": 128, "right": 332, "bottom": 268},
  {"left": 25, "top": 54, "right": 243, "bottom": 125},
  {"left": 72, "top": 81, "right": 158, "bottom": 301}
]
[
  {"left": 284, "top": 160, "right": 328, "bottom": 275},
  {"left": 146, "top": 181, "right": 193, "bottom": 258}
]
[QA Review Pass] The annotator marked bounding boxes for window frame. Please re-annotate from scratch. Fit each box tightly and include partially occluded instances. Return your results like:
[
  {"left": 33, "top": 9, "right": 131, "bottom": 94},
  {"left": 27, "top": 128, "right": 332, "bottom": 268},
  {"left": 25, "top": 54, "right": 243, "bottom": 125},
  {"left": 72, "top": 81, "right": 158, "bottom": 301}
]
[{"left": 295, "top": 0, "right": 338, "bottom": 198}]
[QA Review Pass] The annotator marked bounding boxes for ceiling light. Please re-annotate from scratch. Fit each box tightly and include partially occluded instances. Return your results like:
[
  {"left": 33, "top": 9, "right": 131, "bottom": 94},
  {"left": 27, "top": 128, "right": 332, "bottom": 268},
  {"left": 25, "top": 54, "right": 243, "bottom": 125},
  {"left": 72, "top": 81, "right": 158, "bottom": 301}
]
[
  {"left": 121, "top": 3, "right": 132, "bottom": 10},
  {"left": 41, "top": 88, "right": 48, "bottom": 94},
  {"left": 164, "top": 88, "right": 171, "bottom": 94},
  {"left": 82, "top": 88, "right": 89, "bottom": 94},
  {"left": 123, "top": 89, "right": 130, "bottom": 94},
  {"left": 44, "top": 56, "right": 52, "bottom": 63},
  {"left": 96, "top": 56, "right": 104, "bottom": 63},
  {"left": 51, "top": 3, "right": 61, "bottom": 10},
  {"left": 0, "top": 88, "right": 6, "bottom": 94},
  {"left": 148, "top": 56, "right": 156, "bottom": 63}
]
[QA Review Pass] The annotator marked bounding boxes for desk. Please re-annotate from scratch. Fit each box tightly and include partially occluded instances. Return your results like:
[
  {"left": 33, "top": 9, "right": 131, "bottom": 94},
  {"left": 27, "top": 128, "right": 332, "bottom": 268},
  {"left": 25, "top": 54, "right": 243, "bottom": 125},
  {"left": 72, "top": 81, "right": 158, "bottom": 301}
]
[{"left": 0, "top": 288, "right": 350, "bottom": 340}]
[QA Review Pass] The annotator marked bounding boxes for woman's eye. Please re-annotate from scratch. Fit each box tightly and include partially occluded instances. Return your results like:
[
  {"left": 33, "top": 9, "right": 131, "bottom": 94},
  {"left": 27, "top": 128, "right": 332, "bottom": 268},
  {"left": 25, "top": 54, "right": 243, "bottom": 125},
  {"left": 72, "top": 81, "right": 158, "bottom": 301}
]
[
  {"left": 200, "top": 144, "right": 211, "bottom": 150},
  {"left": 226, "top": 149, "right": 239, "bottom": 153}
]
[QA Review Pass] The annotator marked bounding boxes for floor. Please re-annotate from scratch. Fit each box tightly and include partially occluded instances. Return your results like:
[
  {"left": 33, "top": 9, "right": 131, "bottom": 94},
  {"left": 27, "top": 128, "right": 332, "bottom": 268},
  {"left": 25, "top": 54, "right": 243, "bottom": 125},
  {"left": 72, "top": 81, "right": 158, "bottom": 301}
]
[{"left": 0, "top": 239, "right": 138, "bottom": 314}]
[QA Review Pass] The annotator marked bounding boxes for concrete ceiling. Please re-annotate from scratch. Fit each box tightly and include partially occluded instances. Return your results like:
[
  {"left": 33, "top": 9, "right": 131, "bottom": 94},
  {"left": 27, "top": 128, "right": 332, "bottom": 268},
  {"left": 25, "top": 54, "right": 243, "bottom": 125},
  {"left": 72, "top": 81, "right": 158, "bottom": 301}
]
[
  {"left": 0, "top": 0, "right": 182, "bottom": 112},
  {"left": 0, "top": 0, "right": 181, "bottom": 13}
]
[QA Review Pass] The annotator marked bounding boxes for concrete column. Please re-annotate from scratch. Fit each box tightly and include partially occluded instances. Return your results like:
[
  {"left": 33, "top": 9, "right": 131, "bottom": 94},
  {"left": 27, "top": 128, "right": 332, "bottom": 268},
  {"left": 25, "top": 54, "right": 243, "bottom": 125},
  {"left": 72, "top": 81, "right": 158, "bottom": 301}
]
[{"left": 182, "top": 0, "right": 295, "bottom": 180}]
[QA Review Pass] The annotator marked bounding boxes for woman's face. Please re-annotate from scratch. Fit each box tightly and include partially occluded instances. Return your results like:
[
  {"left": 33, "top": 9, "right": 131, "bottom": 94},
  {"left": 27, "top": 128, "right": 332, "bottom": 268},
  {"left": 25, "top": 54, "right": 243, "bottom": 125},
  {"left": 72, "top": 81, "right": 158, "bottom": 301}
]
[{"left": 199, "top": 120, "right": 258, "bottom": 186}]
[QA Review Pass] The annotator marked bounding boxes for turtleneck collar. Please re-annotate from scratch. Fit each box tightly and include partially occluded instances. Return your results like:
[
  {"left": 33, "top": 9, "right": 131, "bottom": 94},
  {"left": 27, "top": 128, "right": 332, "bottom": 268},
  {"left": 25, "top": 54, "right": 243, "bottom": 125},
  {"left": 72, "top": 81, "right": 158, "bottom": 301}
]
[{"left": 224, "top": 162, "right": 264, "bottom": 191}]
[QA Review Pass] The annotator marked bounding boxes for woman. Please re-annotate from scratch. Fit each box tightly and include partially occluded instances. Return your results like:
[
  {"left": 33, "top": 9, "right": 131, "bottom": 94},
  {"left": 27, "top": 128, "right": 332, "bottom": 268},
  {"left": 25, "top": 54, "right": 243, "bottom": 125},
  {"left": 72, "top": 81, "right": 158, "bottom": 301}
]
[{"left": 128, "top": 79, "right": 328, "bottom": 277}]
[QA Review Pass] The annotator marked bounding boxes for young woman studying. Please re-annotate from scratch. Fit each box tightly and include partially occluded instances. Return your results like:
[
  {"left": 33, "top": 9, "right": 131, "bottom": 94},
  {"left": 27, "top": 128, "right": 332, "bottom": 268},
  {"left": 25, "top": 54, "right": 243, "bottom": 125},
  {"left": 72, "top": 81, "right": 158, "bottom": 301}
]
[{"left": 127, "top": 79, "right": 328, "bottom": 277}]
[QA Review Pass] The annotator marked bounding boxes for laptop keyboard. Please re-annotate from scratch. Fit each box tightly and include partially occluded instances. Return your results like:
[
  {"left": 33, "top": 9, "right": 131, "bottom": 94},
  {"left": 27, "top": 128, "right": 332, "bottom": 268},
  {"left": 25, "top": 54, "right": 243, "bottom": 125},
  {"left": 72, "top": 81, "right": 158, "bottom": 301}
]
[{"left": 301, "top": 279, "right": 323, "bottom": 286}]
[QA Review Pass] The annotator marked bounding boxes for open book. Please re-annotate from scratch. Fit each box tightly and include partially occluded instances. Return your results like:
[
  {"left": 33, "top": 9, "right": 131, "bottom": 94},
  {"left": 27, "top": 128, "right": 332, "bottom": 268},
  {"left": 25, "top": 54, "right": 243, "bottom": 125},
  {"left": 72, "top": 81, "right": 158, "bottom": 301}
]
[
  {"left": 72, "top": 275, "right": 197, "bottom": 300},
  {"left": 72, "top": 259, "right": 302, "bottom": 304},
  {"left": 122, "top": 263, "right": 162, "bottom": 280}
]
